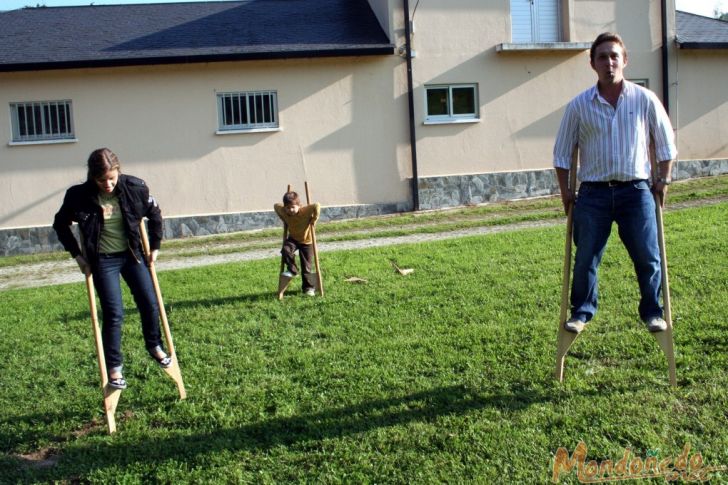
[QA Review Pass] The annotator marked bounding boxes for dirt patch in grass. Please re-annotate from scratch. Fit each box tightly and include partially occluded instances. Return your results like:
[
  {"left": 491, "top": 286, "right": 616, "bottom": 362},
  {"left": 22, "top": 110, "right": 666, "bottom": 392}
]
[{"left": 15, "top": 447, "right": 60, "bottom": 469}]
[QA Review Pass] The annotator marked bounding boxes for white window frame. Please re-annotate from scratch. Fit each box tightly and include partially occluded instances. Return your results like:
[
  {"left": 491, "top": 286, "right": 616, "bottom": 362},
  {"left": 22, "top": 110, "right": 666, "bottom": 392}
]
[
  {"left": 510, "top": 0, "right": 562, "bottom": 43},
  {"left": 629, "top": 78, "right": 649, "bottom": 89},
  {"left": 9, "top": 100, "right": 76, "bottom": 144},
  {"left": 216, "top": 90, "right": 279, "bottom": 134},
  {"left": 424, "top": 84, "right": 480, "bottom": 125}
]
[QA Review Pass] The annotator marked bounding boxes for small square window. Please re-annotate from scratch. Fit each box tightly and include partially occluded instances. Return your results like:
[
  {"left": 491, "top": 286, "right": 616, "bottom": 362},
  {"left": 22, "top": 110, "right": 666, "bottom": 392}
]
[
  {"left": 217, "top": 91, "right": 278, "bottom": 132},
  {"left": 10, "top": 100, "right": 74, "bottom": 143},
  {"left": 425, "top": 84, "right": 479, "bottom": 123},
  {"left": 629, "top": 79, "right": 649, "bottom": 88}
]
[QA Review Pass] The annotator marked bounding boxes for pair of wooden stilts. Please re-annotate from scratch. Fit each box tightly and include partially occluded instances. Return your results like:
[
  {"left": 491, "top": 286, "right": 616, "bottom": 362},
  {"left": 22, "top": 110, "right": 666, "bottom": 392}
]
[
  {"left": 555, "top": 149, "right": 677, "bottom": 386},
  {"left": 278, "top": 182, "right": 324, "bottom": 300},
  {"left": 82, "top": 168, "right": 673, "bottom": 432},
  {"left": 85, "top": 222, "right": 186, "bottom": 434}
]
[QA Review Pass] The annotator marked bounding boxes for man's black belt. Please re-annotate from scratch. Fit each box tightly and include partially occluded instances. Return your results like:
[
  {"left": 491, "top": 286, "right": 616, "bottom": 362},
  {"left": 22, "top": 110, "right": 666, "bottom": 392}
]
[{"left": 581, "top": 179, "right": 647, "bottom": 188}]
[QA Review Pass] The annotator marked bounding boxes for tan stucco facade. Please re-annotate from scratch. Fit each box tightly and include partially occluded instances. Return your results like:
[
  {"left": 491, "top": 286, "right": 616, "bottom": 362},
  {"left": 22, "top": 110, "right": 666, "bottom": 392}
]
[
  {"left": 672, "top": 49, "right": 728, "bottom": 160},
  {"left": 1, "top": 56, "right": 410, "bottom": 228},
  {"left": 1, "top": 0, "right": 725, "bottom": 240},
  {"left": 408, "top": 0, "right": 672, "bottom": 178}
]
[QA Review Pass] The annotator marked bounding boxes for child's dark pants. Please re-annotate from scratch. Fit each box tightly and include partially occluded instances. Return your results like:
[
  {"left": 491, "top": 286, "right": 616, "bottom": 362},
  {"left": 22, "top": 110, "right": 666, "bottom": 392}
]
[{"left": 282, "top": 236, "right": 315, "bottom": 291}]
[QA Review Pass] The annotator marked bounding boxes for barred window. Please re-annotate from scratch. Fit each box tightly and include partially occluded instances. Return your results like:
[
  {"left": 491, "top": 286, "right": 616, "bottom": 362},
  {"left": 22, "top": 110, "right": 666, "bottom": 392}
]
[
  {"left": 10, "top": 100, "right": 75, "bottom": 142},
  {"left": 217, "top": 91, "right": 278, "bottom": 132}
]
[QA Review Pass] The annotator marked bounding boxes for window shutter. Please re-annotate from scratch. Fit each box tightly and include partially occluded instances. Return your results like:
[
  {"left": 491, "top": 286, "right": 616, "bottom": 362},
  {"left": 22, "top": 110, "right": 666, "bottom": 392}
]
[
  {"left": 510, "top": 0, "right": 534, "bottom": 43},
  {"left": 511, "top": 0, "right": 561, "bottom": 43},
  {"left": 535, "top": 0, "right": 561, "bottom": 42}
]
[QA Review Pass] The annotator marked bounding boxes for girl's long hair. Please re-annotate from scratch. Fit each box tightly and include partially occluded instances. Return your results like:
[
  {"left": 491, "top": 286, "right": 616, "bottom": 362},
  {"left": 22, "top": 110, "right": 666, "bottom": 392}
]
[{"left": 87, "top": 148, "right": 121, "bottom": 182}]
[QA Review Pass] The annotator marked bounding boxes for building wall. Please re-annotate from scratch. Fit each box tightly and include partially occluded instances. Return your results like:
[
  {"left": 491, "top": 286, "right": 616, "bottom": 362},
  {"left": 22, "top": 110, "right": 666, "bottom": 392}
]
[
  {"left": 674, "top": 49, "right": 728, "bottom": 160},
  {"left": 3, "top": 0, "right": 727, "bottom": 256},
  {"left": 0, "top": 56, "right": 410, "bottom": 230},
  {"left": 407, "top": 0, "right": 670, "bottom": 179}
]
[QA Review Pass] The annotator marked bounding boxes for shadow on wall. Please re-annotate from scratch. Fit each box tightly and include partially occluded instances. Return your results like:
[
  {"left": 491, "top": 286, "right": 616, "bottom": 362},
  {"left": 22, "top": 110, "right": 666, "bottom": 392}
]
[
  {"left": 514, "top": 109, "right": 567, "bottom": 141},
  {"left": 0, "top": 187, "right": 66, "bottom": 227},
  {"left": 415, "top": 47, "right": 591, "bottom": 171},
  {"left": 307, "top": 61, "right": 408, "bottom": 207},
  {"left": 614, "top": 1, "right": 652, "bottom": 56},
  {"left": 1, "top": 56, "right": 401, "bottom": 228}
]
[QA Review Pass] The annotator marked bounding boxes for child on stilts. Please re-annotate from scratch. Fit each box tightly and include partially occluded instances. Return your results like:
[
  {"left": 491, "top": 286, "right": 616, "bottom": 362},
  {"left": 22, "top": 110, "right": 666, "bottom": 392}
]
[{"left": 274, "top": 191, "right": 320, "bottom": 296}]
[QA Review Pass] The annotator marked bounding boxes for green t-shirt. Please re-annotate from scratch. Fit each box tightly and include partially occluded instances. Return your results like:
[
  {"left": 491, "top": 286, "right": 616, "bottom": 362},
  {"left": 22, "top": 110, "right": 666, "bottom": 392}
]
[{"left": 98, "top": 193, "right": 128, "bottom": 254}]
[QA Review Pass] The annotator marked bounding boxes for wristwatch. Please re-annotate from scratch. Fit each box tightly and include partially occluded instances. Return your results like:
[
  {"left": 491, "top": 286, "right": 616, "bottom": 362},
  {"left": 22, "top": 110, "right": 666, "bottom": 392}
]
[{"left": 657, "top": 177, "right": 671, "bottom": 185}]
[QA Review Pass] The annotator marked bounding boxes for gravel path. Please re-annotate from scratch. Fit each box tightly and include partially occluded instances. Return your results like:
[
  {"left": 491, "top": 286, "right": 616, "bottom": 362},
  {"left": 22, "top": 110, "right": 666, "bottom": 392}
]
[
  {"left": 1, "top": 197, "right": 724, "bottom": 291},
  {"left": 0, "top": 220, "right": 559, "bottom": 291}
]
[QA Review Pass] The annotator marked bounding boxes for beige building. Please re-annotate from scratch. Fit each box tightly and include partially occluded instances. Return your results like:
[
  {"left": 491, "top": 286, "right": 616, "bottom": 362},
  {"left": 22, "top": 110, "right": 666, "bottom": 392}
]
[
  {"left": 672, "top": 11, "right": 728, "bottom": 162},
  {"left": 1, "top": 0, "right": 726, "bottom": 255}
]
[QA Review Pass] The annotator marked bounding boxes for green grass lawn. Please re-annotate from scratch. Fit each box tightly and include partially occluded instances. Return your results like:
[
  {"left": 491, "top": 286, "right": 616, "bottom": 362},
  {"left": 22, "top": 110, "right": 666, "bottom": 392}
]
[{"left": 1, "top": 203, "right": 726, "bottom": 483}]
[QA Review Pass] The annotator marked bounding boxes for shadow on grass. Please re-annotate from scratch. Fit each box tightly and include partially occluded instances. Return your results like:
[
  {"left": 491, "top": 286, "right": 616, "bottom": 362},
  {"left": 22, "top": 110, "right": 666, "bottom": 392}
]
[
  {"left": 63, "top": 291, "right": 275, "bottom": 321},
  {"left": 13, "top": 383, "right": 578, "bottom": 481},
  {"left": 165, "top": 291, "right": 296, "bottom": 309},
  {"left": 0, "top": 409, "right": 86, "bottom": 453}
]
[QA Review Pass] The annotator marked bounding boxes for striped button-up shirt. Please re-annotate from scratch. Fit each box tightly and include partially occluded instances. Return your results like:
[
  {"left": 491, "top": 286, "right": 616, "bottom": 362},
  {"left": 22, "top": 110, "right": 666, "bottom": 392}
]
[{"left": 553, "top": 80, "right": 677, "bottom": 182}]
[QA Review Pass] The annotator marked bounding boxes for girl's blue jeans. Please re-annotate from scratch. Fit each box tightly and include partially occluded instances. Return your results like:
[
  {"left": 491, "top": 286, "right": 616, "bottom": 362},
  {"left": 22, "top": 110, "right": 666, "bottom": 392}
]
[{"left": 93, "top": 250, "right": 162, "bottom": 373}]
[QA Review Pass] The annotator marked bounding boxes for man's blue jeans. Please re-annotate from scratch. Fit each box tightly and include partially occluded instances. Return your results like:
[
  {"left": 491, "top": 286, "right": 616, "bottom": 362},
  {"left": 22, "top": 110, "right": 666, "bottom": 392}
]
[
  {"left": 571, "top": 180, "right": 663, "bottom": 323},
  {"left": 93, "top": 251, "right": 162, "bottom": 373}
]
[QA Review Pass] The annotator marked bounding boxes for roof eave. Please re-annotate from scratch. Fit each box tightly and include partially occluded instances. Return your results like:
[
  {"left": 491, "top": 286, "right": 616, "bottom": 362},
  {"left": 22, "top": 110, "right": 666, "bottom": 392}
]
[
  {"left": 0, "top": 45, "right": 395, "bottom": 73},
  {"left": 675, "top": 39, "right": 728, "bottom": 49}
]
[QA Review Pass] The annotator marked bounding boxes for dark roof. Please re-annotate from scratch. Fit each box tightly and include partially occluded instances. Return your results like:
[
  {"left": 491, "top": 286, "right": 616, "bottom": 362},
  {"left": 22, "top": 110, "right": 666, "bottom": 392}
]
[
  {"left": 0, "top": 0, "right": 393, "bottom": 72},
  {"left": 676, "top": 10, "right": 728, "bottom": 49}
]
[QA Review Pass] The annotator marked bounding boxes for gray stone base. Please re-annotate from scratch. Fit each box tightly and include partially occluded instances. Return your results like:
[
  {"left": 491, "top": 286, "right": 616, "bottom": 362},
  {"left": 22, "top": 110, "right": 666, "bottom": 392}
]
[
  {"left": 418, "top": 169, "right": 559, "bottom": 210},
  {"left": 0, "top": 201, "right": 411, "bottom": 257},
  {"left": 1, "top": 159, "right": 726, "bottom": 256},
  {"left": 417, "top": 159, "right": 728, "bottom": 210},
  {"left": 162, "top": 201, "right": 411, "bottom": 240}
]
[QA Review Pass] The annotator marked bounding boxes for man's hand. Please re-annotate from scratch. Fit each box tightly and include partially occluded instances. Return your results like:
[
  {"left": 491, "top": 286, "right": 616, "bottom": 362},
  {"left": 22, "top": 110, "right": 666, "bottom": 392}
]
[
  {"left": 652, "top": 181, "right": 669, "bottom": 208},
  {"left": 560, "top": 189, "right": 575, "bottom": 216},
  {"left": 555, "top": 167, "right": 575, "bottom": 216},
  {"left": 147, "top": 249, "right": 159, "bottom": 265},
  {"left": 653, "top": 160, "right": 674, "bottom": 208},
  {"left": 75, "top": 255, "right": 91, "bottom": 275}
]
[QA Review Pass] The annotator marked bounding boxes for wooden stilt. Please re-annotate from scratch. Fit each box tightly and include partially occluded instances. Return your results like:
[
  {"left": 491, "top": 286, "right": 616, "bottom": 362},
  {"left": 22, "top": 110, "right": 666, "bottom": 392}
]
[
  {"left": 555, "top": 147, "right": 579, "bottom": 382},
  {"left": 304, "top": 181, "right": 324, "bottom": 296},
  {"left": 653, "top": 326, "right": 677, "bottom": 386},
  {"left": 278, "top": 185, "right": 293, "bottom": 300},
  {"left": 555, "top": 144, "right": 678, "bottom": 386},
  {"left": 85, "top": 274, "right": 121, "bottom": 434},
  {"left": 277, "top": 273, "right": 294, "bottom": 300},
  {"left": 651, "top": 151, "right": 678, "bottom": 386},
  {"left": 140, "top": 222, "right": 187, "bottom": 399}
]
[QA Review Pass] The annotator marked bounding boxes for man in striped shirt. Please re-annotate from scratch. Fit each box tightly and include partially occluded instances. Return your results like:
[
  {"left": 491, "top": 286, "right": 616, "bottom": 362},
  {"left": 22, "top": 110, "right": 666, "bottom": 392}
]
[{"left": 553, "top": 32, "right": 677, "bottom": 335}]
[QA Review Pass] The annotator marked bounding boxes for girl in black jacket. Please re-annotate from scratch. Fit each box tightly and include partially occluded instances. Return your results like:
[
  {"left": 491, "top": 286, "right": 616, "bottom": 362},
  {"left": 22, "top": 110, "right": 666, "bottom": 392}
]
[{"left": 54, "top": 148, "right": 171, "bottom": 389}]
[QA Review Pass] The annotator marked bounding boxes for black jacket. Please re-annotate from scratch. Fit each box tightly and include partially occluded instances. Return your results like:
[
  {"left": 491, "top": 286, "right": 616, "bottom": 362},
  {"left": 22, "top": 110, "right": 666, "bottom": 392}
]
[{"left": 53, "top": 174, "right": 163, "bottom": 265}]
